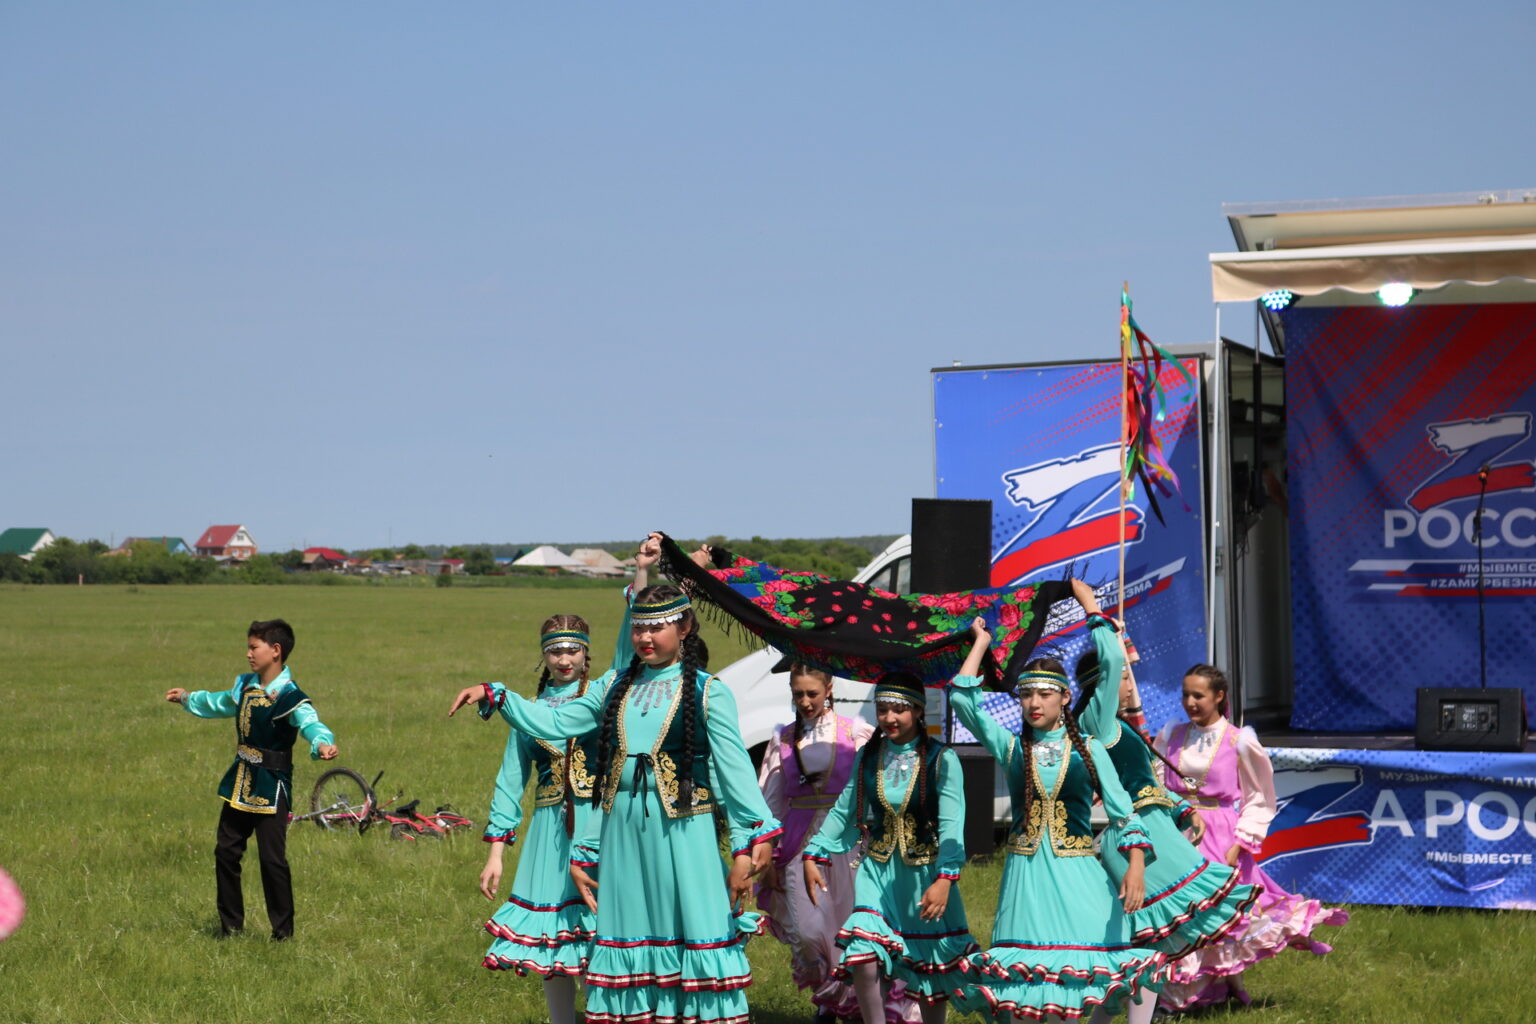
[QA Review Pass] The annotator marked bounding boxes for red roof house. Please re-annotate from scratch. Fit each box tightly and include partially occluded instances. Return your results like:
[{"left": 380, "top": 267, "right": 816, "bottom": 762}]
[
  {"left": 302, "top": 547, "right": 351, "bottom": 570},
  {"left": 196, "top": 524, "right": 257, "bottom": 560}
]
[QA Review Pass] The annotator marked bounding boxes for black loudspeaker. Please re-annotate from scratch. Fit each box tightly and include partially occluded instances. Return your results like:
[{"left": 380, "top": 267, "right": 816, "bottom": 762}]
[
  {"left": 1415, "top": 687, "right": 1527, "bottom": 752},
  {"left": 910, "top": 498, "right": 992, "bottom": 594},
  {"left": 955, "top": 747, "right": 1002, "bottom": 857}
]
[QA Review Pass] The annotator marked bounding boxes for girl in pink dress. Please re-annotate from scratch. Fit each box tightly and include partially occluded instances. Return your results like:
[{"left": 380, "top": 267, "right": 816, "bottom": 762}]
[
  {"left": 1154, "top": 664, "right": 1349, "bottom": 1010},
  {"left": 757, "top": 665, "right": 919, "bottom": 1024}
]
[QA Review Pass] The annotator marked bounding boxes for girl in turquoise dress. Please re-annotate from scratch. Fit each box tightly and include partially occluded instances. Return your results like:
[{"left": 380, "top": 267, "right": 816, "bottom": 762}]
[
  {"left": 446, "top": 609, "right": 628, "bottom": 1024},
  {"left": 802, "top": 673, "right": 978, "bottom": 1024},
  {"left": 1062, "top": 583, "right": 1259, "bottom": 1024},
  {"left": 486, "top": 573, "right": 781, "bottom": 1024},
  {"left": 948, "top": 617, "right": 1164, "bottom": 1023}
]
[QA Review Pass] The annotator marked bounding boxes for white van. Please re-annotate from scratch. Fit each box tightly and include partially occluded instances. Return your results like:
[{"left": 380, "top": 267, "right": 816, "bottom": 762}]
[{"left": 713, "top": 535, "right": 1017, "bottom": 823}]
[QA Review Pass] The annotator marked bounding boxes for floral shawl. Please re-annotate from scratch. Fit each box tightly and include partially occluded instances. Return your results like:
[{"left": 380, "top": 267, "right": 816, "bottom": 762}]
[{"left": 657, "top": 534, "right": 1071, "bottom": 690}]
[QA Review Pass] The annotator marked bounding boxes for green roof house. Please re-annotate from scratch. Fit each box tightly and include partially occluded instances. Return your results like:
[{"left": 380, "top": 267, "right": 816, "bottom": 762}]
[
  {"left": 0, "top": 528, "right": 56, "bottom": 561},
  {"left": 126, "top": 536, "right": 192, "bottom": 555}
]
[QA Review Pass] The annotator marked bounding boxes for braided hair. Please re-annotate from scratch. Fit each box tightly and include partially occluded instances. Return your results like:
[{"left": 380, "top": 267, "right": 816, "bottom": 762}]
[
  {"left": 675, "top": 610, "right": 709, "bottom": 808},
  {"left": 590, "top": 585, "right": 711, "bottom": 809},
  {"left": 1015, "top": 656, "right": 1105, "bottom": 835},
  {"left": 852, "top": 727, "right": 883, "bottom": 845},
  {"left": 590, "top": 653, "right": 642, "bottom": 809},
  {"left": 855, "top": 673, "right": 939, "bottom": 848},
  {"left": 535, "top": 614, "right": 592, "bottom": 835}
]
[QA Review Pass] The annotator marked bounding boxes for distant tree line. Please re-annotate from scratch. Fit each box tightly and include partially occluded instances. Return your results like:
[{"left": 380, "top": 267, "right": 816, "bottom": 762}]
[{"left": 0, "top": 534, "right": 898, "bottom": 585}]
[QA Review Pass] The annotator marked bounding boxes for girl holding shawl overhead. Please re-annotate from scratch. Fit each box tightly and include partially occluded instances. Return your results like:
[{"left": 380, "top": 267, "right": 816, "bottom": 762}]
[
  {"left": 470, "top": 537, "right": 781, "bottom": 1024},
  {"left": 757, "top": 664, "right": 920, "bottom": 1024},
  {"left": 1063, "top": 582, "right": 1259, "bottom": 1024},
  {"left": 947, "top": 616, "right": 1165, "bottom": 1024},
  {"left": 801, "top": 673, "right": 977, "bottom": 1024}
]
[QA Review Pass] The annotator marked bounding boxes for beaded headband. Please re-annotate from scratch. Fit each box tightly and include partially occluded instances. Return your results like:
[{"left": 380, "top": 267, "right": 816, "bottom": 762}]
[
  {"left": 873, "top": 678, "right": 925, "bottom": 709},
  {"left": 630, "top": 593, "right": 692, "bottom": 626},
  {"left": 541, "top": 629, "right": 590, "bottom": 653},
  {"left": 1015, "top": 670, "right": 1071, "bottom": 695}
]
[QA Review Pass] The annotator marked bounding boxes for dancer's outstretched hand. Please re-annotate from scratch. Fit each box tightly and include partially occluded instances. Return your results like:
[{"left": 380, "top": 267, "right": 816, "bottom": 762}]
[
  {"left": 918, "top": 878, "right": 952, "bottom": 921},
  {"left": 317, "top": 744, "right": 338, "bottom": 760},
  {"left": 571, "top": 864, "right": 600, "bottom": 914},
  {"left": 803, "top": 860, "right": 827, "bottom": 907},
  {"left": 447, "top": 685, "right": 484, "bottom": 717},
  {"left": 164, "top": 688, "right": 188, "bottom": 704}
]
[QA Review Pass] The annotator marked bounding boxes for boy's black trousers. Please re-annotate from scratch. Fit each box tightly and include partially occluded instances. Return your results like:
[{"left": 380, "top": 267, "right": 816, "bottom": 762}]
[{"left": 214, "top": 792, "right": 293, "bottom": 938}]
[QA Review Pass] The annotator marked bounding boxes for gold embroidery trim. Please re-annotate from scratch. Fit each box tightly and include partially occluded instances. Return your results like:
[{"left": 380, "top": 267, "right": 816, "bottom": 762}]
[{"left": 1009, "top": 740, "right": 1094, "bottom": 857}]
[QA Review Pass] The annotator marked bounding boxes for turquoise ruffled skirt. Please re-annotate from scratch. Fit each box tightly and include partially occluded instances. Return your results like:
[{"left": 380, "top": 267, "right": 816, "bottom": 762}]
[
  {"left": 1100, "top": 804, "right": 1260, "bottom": 957},
  {"left": 483, "top": 802, "right": 595, "bottom": 976},
  {"left": 581, "top": 786, "right": 762, "bottom": 1024},
  {"left": 957, "top": 846, "right": 1164, "bottom": 1022},
  {"left": 831, "top": 854, "right": 979, "bottom": 1004}
]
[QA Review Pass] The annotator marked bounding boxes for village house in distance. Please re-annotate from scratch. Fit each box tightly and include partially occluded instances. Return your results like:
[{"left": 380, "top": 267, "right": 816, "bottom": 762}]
[
  {"left": 0, "top": 527, "right": 55, "bottom": 561},
  {"left": 194, "top": 524, "right": 257, "bottom": 560}
]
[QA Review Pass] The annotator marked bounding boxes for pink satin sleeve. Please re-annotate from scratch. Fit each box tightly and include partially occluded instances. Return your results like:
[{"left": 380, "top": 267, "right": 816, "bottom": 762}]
[
  {"left": 1233, "top": 725, "right": 1277, "bottom": 851},
  {"left": 758, "top": 726, "right": 788, "bottom": 820}
]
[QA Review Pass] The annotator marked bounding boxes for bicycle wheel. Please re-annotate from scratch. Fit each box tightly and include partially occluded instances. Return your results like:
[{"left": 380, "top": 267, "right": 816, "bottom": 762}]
[{"left": 309, "top": 767, "right": 375, "bottom": 832}]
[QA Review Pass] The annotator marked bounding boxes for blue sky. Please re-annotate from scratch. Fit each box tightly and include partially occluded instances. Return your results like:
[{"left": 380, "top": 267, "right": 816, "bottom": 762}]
[{"left": 3, "top": 2, "right": 1531, "bottom": 551}]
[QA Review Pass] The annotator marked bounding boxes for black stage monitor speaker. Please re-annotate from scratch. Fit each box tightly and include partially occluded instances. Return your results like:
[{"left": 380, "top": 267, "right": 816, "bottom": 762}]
[
  {"left": 955, "top": 747, "right": 1002, "bottom": 857},
  {"left": 1415, "top": 687, "right": 1527, "bottom": 752},
  {"left": 911, "top": 498, "right": 992, "bottom": 595}
]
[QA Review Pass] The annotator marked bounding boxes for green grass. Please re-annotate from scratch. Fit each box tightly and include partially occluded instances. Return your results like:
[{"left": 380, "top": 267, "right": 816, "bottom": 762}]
[{"left": 2, "top": 584, "right": 1534, "bottom": 1022}]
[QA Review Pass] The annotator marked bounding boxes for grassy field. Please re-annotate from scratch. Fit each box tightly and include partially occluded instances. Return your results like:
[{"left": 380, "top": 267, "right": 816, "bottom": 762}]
[{"left": 2, "top": 583, "right": 1534, "bottom": 1023}]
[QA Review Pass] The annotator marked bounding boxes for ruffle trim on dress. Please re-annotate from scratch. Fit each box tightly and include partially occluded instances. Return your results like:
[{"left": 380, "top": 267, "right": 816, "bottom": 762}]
[
  {"left": 1159, "top": 895, "right": 1349, "bottom": 1009},
  {"left": 958, "top": 944, "right": 1165, "bottom": 1021},
  {"left": 830, "top": 907, "right": 981, "bottom": 1004},
  {"left": 1130, "top": 863, "right": 1262, "bottom": 953},
  {"left": 584, "top": 1012, "right": 749, "bottom": 1024},
  {"left": 482, "top": 890, "right": 595, "bottom": 976},
  {"left": 582, "top": 916, "right": 762, "bottom": 993}
]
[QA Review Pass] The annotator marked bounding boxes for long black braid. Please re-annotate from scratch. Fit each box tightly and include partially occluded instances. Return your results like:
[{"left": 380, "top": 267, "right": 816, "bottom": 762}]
[
  {"left": 1062, "top": 707, "right": 1103, "bottom": 800},
  {"left": 562, "top": 656, "right": 592, "bottom": 837},
  {"left": 853, "top": 728, "right": 885, "bottom": 844},
  {"left": 676, "top": 625, "right": 709, "bottom": 808},
  {"left": 912, "top": 715, "right": 939, "bottom": 847},
  {"left": 590, "top": 654, "right": 642, "bottom": 809}
]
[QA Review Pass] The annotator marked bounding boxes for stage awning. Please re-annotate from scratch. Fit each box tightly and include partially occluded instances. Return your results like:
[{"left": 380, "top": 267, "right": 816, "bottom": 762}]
[{"left": 1210, "top": 233, "right": 1536, "bottom": 302}]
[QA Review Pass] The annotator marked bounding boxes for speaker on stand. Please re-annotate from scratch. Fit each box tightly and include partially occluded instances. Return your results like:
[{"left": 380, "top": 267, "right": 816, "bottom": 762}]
[{"left": 910, "top": 498, "right": 1002, "bottom": 855}]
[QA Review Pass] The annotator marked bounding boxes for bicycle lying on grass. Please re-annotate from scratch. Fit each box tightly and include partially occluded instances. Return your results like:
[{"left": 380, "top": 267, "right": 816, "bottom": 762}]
[{"left": 288, "top": 767, "right": 474, "bottom": 839}]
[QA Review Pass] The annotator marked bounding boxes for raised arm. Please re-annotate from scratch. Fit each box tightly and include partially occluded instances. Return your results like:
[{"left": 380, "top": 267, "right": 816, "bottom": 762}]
[
  {"left": 1071, "top": 581, "right": 1126, "bottom": 742},
  {"left": 949, "top": 618, "right": 1020, "bottom": 766}
]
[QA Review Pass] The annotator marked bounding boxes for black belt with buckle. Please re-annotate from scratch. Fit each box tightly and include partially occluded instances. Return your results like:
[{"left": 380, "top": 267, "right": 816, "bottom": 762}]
[{"left": 236, "top": 746, "right": 294, "bottom": 772}]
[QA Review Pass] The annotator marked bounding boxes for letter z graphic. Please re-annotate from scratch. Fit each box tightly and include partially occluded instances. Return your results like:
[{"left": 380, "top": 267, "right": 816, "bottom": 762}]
[
  {"left": 1407, "top": 413, "right": 1535, "bottom": 513},
  {"left": 992, "top": 443, "right": 1142, "bottom": 586}
]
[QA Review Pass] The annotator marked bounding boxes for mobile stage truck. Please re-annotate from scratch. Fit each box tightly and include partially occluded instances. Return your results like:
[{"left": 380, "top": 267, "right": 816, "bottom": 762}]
[{"left": 721, "top": 189, "right": 1536, "bottom": 908}]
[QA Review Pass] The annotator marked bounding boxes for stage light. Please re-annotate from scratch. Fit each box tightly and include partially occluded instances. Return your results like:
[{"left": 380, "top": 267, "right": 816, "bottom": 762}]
[
  {"left": 1377, "top": 282, "right": 1415, "bottom": 307},
  {"left": 1260, "top": 289, "right": 1295, "bottom": 311}
]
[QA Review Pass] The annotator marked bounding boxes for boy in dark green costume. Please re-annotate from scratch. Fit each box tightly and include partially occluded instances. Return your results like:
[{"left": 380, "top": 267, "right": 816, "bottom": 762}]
[{"left": 165, "top": 619, "right": 338, "bottom": 939}]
